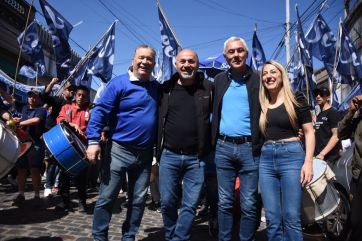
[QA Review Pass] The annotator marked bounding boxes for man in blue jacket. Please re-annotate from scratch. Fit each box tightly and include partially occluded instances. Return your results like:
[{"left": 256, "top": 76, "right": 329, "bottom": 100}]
[{"left": 86, "top": 45, "right": 158, "bottom": 241}]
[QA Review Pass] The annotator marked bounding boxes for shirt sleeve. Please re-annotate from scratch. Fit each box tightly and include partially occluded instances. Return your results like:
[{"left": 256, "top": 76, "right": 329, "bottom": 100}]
[
  {"left": 86, "top": 77, "right": 123, "bottom": 144},
  {"left": 56, "top": 105, "right": 68, "bottom": 124},
  {"left": 295, "top": 91, "right": 312, "bottom": 125}
]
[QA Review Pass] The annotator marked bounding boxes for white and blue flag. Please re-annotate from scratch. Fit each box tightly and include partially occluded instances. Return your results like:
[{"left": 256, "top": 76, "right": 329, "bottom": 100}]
[
  {"left": 70, "top": 22, "right": 116, "bottom": 88},
  {"left": 17, "top": 21, "right": 46, "bottom": 78},
  {"left": 158, "top": 2, "right": 182, "bottom": 82},
  {"left": 295, "top": 6, "right": 317, "bottom": 107},
  {"left": 250, "top": 30, "right": 266, "bottom": 71},
  {"left": 39, "top": 0, "right": 73, "bottom": 70},
  {"left": 336, "top": 21, "right": 362, "bottom": 80},
  {"left": 88, "top": 22, "right": 115, "bottom": 82},
  {"left": 305, "top": 14, "right": 350, "bottom": 84}
]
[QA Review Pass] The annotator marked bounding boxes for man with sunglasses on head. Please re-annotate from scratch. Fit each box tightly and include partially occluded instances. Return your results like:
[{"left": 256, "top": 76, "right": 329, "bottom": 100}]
[{"left": 313, "top": 87, "right": 342, "bottom": 169}]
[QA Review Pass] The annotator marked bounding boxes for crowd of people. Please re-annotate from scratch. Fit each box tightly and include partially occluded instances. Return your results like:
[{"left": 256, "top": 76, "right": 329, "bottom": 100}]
[{"left": 1, "top": 36, "right": 362, "bottom": 241}]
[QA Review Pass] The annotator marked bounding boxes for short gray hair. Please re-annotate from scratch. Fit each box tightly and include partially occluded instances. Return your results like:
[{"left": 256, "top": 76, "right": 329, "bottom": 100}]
[{"left": 223, "top": 36, "right": 249, "bottom": 54}]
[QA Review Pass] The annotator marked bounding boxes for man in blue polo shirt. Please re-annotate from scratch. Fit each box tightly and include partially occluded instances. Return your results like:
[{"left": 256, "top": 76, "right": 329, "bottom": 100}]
[
  {"left": 211, "top": 36, "right": 263, "bottom": 241},
  {"left": 86, "top": 45, "right": 158, "bottom": 241}
]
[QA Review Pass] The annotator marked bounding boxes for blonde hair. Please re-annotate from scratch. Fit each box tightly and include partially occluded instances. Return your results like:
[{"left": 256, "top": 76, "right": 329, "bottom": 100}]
[{"left": 259, "top": 60, "right": 300, "bottom": 137}]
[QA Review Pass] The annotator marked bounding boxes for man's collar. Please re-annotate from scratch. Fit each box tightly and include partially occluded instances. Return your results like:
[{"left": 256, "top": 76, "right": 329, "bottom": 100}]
[
  {"left": 227, "top": 65, "right": 252, "bottom": 80},
  {"left": 128, "top": 70, "right": 155, "bottom": 82}
]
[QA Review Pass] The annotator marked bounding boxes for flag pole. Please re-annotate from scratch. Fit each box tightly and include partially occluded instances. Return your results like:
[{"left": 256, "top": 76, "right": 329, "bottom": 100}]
[
  {"left": 13, "top": 0, "right": 34, "bottom": 96},
  {"left": 333, "top": 19, "right": 343, "bottom": 104},
  {"left": 35, "top": 65, "right": 38, "bottom": 87},
  {"left": 55, "top": 20, "right": 117, "bottom": 96}
]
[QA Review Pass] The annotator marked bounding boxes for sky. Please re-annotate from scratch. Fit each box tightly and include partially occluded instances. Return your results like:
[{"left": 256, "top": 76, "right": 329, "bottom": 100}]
[{"left": 26, "top": 0, "right": 346, "bottom": 89}]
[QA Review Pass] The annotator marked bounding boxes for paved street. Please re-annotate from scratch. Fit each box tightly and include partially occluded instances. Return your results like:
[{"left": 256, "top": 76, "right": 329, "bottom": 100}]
[{"left": 0, "top": 178, "right": 327, "bottom": 241}]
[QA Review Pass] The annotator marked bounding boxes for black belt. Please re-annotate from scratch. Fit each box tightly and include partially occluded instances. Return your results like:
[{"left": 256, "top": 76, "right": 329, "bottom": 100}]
[
  {"left": 219, "top": 134, "right": 251, "bottom": 144},
  {"left": 165, "top": 146, "right": 198, "bottom": 155}
]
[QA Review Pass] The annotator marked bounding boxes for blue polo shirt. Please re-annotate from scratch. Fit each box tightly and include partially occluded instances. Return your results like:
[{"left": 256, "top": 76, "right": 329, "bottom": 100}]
[{"left": 219, "top": 77, "right": 251, "bottom": 137}]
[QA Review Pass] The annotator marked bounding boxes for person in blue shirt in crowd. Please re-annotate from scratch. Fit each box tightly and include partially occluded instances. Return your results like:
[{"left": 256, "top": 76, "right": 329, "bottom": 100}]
[
  {"left": 12, "top": 89, "right": 47, "bottom": 206},
  {"left": 86, "top": 45, "right": 158, "bottom": 241}
]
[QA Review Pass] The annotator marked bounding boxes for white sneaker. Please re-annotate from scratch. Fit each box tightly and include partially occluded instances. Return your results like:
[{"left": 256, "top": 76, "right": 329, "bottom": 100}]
[{"left": 44, "top": 188, "right": 52, "bottom": 197}]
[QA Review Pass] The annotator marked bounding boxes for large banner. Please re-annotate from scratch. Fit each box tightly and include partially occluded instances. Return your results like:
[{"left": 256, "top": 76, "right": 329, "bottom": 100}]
[{"left": 0, "top": 69, "right": 60, "bottom": 102}]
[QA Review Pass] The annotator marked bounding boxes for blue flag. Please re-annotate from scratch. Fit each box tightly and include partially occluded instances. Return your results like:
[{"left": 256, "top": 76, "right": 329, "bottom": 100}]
[
  {"left": 88, "top": 22, "right": 115, "bottom": 82},
  {"left": 336, "top": 22, "right": 362, "bottom": 80},
  {"left": 158, "top": 3, "right": 182, "bottom": 82},
  {"left": 17, "top": 21, "right": 46, "bottom": 78},
  {"left": 39, "top": 0, "right": 73, "bottom": 69},
  {"left": 305, "top": 14, "right": 350, "bottom": 84},
  {"left": 305, "top": 14, "right": 336, "bottom": 63},
  {"left": 70, "top": 22, "right": 116, "bottom": 87},
  {"left": 69, "top": 58, "right": 92, "bottom": 87},
  {"left": 287, "top": 50, "right": 299, "bottom": 91},
  {"left": 296, "top": 6, "right": 313, "bottom": 68},
  {"left": 295, "top": 6, "right": 316, "bottom": 107},
  {"left": 250, "top": 31, "right": 266, "bottom": 71}
]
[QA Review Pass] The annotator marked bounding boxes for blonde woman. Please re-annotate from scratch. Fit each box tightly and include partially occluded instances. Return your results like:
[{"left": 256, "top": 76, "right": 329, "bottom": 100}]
[{"left": 259, "top": 60, "right": 314, "bottom": 241}]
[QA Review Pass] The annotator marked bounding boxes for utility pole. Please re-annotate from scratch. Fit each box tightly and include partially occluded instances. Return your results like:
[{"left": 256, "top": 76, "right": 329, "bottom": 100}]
[{"left": 285, "top": 0, "right": 291, "bottom": 64}]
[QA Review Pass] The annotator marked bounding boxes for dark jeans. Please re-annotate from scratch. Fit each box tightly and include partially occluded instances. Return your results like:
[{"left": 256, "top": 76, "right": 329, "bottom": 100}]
[
  {"left": 58, "top": 167, "right": 87, "bottom": 203},
  {"left": 215, "top": 139, "right": 259, "bottom": 241},
  {"left": 159, "top": 149, "right": 205, "bottom": 241}
]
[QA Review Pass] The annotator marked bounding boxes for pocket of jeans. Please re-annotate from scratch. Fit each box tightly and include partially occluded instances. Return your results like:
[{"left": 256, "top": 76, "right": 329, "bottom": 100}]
[
  {"left": 285, "top": 142, "right": 304, "bottom": 154},
  {"left": 216, "top": 138, "right": 224, "bottom": 148}
]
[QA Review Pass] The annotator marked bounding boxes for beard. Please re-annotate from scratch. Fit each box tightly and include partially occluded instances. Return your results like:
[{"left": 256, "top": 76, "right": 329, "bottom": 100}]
[{"left": 179, "top": 71, "right": 196, "bottom": 80}]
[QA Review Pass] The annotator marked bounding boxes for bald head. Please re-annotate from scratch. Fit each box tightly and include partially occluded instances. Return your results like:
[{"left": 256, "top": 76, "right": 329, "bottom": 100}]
[{"left": 176, "top": 49, "right": 199, "bottom": 83}]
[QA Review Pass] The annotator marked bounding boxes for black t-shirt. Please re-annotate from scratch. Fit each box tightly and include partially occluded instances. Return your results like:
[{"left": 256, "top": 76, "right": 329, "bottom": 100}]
[
  {"left": 163, "top": 83, "right": 198, "bottom": 152},
  {"left": 43, "top": 94, "right": 68, "bottom": 124},
  {"left": 265, "top": 92, "right": 312, "bottom": 140},
  {"left": 315, "top": 107, "right": 342, "bottom": 162}
]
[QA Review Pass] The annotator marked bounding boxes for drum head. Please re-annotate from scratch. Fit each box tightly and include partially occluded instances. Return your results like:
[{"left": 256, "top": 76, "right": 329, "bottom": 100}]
[
  {"left": 18, "top": 142, "right": 32, "bottom": 158},
  {"left": 62, "top": 124, "right": 87, "bottom": 158},
  {"left": 310, "top": 158, "right": 327, "bottom": 184}
]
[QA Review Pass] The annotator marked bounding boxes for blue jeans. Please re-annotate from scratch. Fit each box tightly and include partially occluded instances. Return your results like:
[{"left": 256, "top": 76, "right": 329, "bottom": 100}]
[
  {"left": 215, "top": 139, "right": 259, "bottom": 241},
  {"left": 159, "top": 149, "right": 205, "bottom": 241},
  {"left": 92, "top": 141, "right": 152, "bottom": 241},
  {"left": 259, "top": 141, "right": 305, "bottom": 241}
]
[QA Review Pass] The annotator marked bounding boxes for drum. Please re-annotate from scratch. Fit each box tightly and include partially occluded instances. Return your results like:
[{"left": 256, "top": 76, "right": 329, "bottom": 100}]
[
  {"left": 0, "top": 120, "right": 20, "bottom": 179},
  {"left": 42, "top": 122, "right": 88, "bottom": 175},
  {"left": 302, "top": 158, "right": 340, "bottom": 224},
  {"left": 15, "top": 127, "right": 33, "bottom": 159}
]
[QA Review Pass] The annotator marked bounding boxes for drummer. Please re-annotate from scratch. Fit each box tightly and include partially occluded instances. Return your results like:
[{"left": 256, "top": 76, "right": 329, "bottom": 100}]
[
  {"left": 55, "top": 85, "right": 90, "bottom": 212},
  {"left": 43, "top": 78, "right": 75, "bottom": 198},
  {"left": 12, "top": 89, "right": 47, "bottom": 206}
]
